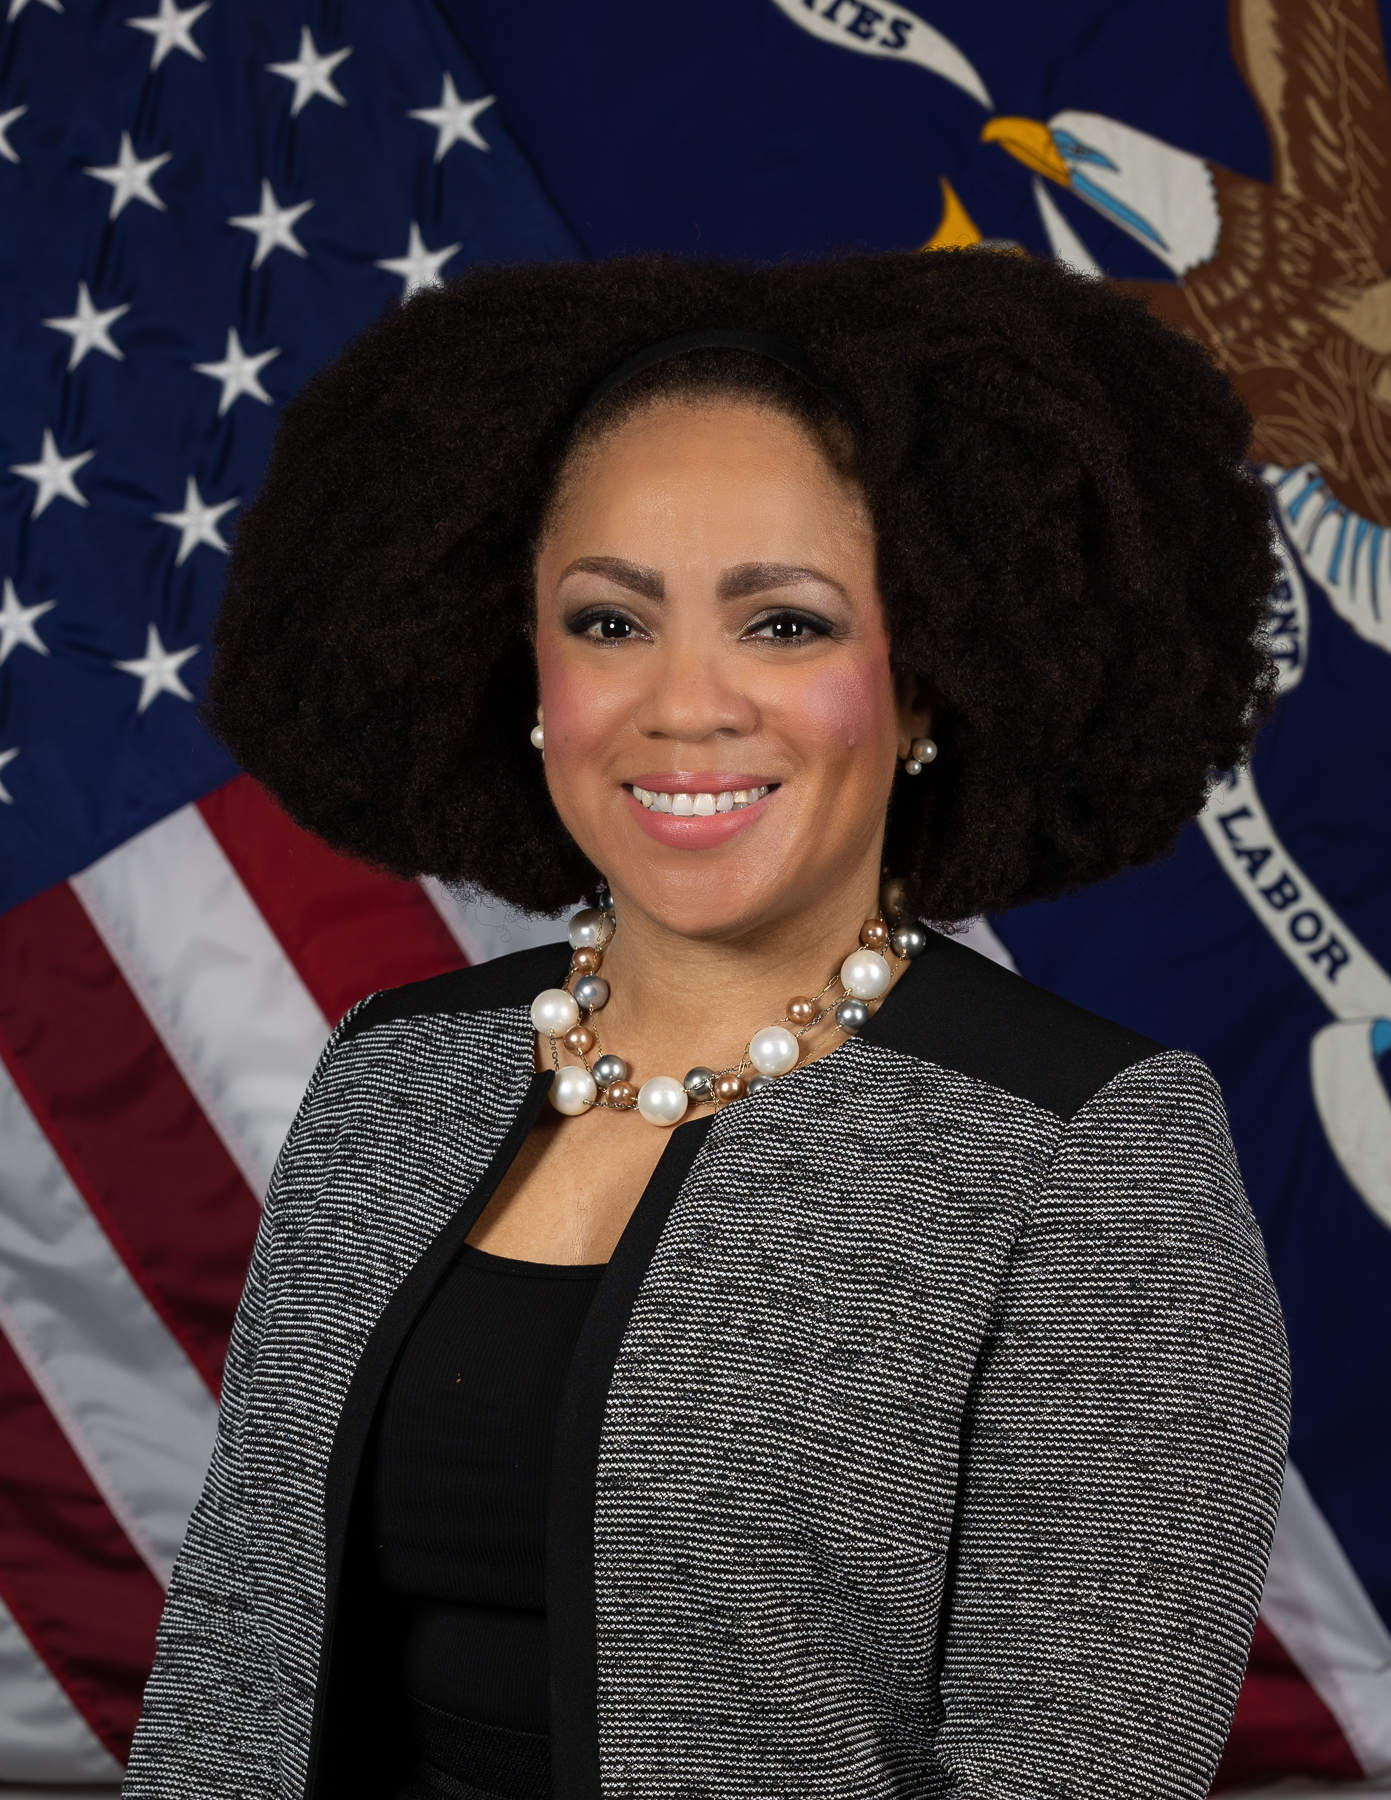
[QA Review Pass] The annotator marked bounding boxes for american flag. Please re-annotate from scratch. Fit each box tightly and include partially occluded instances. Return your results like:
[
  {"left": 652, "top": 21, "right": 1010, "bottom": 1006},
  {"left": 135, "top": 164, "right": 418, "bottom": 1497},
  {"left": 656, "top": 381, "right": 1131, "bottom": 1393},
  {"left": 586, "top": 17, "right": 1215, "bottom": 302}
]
[
  {"left": 2, "top": 0, "right": 1388, "bottom": 1789},
  {"left": 0, "top": 0, "right": 571, "bottom": 1778}
]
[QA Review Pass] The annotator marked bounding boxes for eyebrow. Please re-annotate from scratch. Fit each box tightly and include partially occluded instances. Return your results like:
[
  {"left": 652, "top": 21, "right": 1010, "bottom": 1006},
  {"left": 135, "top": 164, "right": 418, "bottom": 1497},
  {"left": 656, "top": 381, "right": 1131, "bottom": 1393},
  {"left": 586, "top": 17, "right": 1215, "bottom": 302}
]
[
  {"left": 717, "top": 563, "right": 846, "bottom": 600},
  {"left": 555, "top": 557, "right": 846, "bottom": 604},
  {"left": 558, "top": 556, "right": 663, "bottom": 599}
]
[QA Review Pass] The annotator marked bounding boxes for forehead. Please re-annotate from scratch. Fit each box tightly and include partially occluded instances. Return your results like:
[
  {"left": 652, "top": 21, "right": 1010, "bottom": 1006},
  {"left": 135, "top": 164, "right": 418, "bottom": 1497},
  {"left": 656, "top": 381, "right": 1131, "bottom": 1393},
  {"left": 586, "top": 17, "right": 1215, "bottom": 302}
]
[{"left": 543, "top": 397, "right": 871, "bottom": 552}]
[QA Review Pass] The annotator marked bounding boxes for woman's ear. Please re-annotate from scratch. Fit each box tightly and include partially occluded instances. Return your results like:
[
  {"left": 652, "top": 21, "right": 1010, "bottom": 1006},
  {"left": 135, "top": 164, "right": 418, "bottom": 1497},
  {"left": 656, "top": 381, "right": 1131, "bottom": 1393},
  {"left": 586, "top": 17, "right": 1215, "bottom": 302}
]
[{"left": 893, "top": 669, "right": 934, "bottom": 762}]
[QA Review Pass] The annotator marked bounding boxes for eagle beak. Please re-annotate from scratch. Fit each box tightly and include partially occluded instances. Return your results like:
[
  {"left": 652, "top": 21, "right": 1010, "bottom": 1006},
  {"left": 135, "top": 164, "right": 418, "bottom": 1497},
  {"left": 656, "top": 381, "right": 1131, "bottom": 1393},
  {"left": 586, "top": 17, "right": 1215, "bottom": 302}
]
[{"left": 981, "top": 116, "right": 1072, "bottom": 187}]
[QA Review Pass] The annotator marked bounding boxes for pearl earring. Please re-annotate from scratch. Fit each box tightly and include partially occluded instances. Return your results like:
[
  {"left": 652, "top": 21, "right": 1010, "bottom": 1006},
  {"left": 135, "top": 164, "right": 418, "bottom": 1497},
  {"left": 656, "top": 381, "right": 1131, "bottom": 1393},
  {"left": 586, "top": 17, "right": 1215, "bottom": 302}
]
[
  {"left": 530, "top": 708, "right": 544, "bottom": 752},
  {"left": 902, "top": 736, "right": 937, "bottom": 775}
]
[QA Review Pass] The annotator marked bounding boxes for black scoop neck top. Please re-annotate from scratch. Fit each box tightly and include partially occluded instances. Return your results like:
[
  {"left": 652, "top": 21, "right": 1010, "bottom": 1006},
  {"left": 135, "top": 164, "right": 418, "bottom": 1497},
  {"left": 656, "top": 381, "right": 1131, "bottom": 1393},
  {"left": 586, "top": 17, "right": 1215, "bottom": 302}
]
[{"left": 370, "top": 1242, "right": 604, "bottom": 1735}]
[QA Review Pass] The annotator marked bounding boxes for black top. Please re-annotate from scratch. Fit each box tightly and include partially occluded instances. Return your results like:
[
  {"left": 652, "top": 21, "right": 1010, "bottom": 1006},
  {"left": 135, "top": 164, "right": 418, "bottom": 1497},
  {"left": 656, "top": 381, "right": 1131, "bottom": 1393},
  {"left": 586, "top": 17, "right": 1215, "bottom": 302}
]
[{"left": 370, "top": 1243, "right": 604, "bottom": 1734}]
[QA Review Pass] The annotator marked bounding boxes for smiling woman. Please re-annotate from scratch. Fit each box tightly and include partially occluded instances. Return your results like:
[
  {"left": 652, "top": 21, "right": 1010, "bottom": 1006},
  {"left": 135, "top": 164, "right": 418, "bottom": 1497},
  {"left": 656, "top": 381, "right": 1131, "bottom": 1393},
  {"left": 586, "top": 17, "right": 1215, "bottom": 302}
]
[{"left": 127, "top": 254, "right": 1290, "bottom": 1800}]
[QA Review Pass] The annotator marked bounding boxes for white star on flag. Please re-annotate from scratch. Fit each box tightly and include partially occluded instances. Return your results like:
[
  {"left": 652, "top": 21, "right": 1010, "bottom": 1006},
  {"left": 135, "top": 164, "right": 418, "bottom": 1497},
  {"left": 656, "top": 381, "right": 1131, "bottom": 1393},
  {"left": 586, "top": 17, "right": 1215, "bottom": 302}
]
[
  {"left": 0, "top": 579, "right": 56, "bottom": 664},
  {"left": 409, "top": 75, "right": 495, "bottom": 160},
  {"left": 0, "top": 104, "right": 26, "bottom": 165},
  {"left": 268, "top": 27, "right": 351, "bottom": 115},
  {"left": 7, "top": 0, "right": 61, "bottom": 20},
  {"left": 193, "top": 327, "right": 279, "bottom": 414},
  {"left": 85, "top": 131, "right": 171, "bottom": 219},
  {"left": 0, "top": 746, "right": 19, "bottom": 806},
  {"left": 153, "top": 476, "right": 238, "bottom": 563},
  {"left": 10, "top": 429, "right": 94, "bottom": 516},
  {"left": 229, "top": 179, "right": 312, "bottom": 268},
  {"left": 125, "top": 0, "right": 209, "bottom": 67},
  {"left": 376, "top": 221, "right": 462, "bottom": 299},
  {"left": 115, "top": 623, "right": 199, "bottom": 713},
  {"left": 44, "top": 282, "right": 129, "bottom": 369}
]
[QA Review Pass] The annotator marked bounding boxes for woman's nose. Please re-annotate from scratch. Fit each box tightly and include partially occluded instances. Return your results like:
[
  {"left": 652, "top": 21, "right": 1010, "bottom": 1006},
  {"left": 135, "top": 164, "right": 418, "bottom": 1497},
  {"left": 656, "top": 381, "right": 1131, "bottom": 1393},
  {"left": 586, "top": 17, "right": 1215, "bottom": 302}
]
[{"left": 630, "top": 641, "right": 758, "bottom": 742}]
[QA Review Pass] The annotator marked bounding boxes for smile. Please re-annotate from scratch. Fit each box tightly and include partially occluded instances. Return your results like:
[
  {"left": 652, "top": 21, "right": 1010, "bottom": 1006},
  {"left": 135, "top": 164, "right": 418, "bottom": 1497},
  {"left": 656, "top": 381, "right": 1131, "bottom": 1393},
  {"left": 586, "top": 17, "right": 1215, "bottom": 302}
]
[{"left": 629, "top": 783, "right": 772, "bottom": 815}]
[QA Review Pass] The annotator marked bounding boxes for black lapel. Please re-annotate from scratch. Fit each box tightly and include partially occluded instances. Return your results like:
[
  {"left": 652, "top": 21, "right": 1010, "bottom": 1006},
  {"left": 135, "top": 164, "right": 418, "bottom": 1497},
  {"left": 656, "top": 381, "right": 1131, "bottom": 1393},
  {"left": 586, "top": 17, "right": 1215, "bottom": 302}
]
[{"left": 547, "top": 1113, "right": 714, "bottom": 1800}]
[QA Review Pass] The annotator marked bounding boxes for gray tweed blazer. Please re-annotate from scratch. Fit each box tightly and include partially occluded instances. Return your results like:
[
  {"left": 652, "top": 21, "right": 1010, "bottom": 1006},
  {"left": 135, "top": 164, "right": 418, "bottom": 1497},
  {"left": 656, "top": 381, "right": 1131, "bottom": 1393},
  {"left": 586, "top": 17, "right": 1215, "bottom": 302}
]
[{"left": 123, "top": 933, "right": 1290, "bottom": 1800}]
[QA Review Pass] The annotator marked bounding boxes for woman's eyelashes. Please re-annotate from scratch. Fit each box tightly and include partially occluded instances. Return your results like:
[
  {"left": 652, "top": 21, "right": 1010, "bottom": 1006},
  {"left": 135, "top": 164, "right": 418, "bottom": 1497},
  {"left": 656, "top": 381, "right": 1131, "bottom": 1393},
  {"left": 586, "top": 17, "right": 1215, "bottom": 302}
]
[
  {"left": 567, "top": 607, "right": 646, "bottom": 642},
  {"left": 742, "top": 608, "right": 835, "bottom": 643},
  {"left": 563, "top": 604, "right": 837, "bottom": 645}
]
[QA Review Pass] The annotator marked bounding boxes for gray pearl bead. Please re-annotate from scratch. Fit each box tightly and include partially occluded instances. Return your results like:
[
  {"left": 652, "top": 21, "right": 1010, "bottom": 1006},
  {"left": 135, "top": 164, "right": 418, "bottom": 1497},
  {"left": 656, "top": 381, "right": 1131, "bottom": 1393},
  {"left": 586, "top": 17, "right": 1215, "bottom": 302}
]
[
  {"left": 573, "top": 974, "right": 610, "bottom": 1011},
  {"left": 835, "top": 996, "right": 870, "bottom": 1032},
  {"left": 889, "top": 923, "right": 929, "bottom": 959},
  {"left": 683, "top": 1065, "right": 715, "bottom": 1099},
  {"left": 746, "top": 1073, "right": 776, "bottom": 1095},
  {"left": 592, "top": 1054, "right": 628, "bottom": 1089}
]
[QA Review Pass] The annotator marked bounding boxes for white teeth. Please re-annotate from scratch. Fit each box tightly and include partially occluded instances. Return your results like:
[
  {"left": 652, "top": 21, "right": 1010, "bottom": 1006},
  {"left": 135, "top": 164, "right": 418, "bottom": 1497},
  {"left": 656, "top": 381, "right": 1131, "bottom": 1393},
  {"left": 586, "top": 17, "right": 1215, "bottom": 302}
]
[{"left": 631, "top": 784, "right": 771, "bottom": 812}]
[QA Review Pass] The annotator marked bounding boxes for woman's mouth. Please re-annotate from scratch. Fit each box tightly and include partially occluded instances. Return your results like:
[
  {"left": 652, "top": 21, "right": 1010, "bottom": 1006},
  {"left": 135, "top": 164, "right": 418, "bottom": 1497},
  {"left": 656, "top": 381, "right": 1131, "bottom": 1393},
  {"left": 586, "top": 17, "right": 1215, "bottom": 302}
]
[
  {"left": 629, "top": 783, "right": 772, "bottom": 815},
  {"left": 621, "top": 777, "right": 779, "bottom": 846}
]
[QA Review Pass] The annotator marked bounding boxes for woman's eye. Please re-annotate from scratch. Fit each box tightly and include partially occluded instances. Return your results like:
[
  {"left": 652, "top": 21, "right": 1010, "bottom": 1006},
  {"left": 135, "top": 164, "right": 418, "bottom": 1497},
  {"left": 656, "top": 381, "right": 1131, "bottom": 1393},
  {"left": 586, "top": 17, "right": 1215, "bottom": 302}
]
[
  {"left": 573, "top": 612, "right": 639, "bottom": 641},
  {"left": 745, "top": 613, "right": 829, "bottom": 643}
]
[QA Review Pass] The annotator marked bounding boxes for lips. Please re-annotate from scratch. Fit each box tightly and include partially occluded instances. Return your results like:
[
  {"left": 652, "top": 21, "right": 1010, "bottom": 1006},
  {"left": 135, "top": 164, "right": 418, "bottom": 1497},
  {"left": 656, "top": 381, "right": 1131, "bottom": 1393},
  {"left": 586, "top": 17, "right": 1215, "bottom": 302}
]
[{"left": 621, "top": 777, "right": 778, "bottom": 845}]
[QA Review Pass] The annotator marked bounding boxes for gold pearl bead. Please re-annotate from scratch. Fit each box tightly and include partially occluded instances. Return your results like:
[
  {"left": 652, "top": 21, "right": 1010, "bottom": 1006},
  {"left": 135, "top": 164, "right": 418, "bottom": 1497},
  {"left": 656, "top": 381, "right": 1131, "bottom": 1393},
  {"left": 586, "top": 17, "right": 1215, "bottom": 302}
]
[
  {"left": 571, "top": 947, "right": 602, "bottom": 976},
  {"left": 714, "top": 1072, "right": 747, "bottom": 1103},
  {"left": 606, "top": 1080, "right": 638, "bottom": 1108},
  {"left": 859, "top": 919, "right": 889, "bottom": 949},
  {"left": 786, "top": 996, "right": 816, "bottom": 1026},
  {"left": 563, "top": 1024, "right": 595, "bottom": 1056}
]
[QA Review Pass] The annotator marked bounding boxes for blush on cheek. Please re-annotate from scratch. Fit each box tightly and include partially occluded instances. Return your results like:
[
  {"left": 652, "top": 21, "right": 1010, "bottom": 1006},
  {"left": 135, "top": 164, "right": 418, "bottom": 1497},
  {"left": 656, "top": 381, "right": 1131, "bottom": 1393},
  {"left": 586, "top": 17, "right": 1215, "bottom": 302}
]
[{"left": 788, "top": 655, "right": 896, "bottom": 754}]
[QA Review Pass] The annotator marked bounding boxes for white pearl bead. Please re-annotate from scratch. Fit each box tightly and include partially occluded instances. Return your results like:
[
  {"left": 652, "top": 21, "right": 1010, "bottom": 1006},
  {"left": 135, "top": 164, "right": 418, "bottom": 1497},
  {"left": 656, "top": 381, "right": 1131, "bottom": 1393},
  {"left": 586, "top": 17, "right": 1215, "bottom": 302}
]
[
  {"left": 748, "top": 1024, "right": 799, "bottom": 1076},
  {"left": 911, "top": 737, "right": 937, "bottom": 763},
  {"left": 530, "top": 724, "right": 545, "bottom": 749},
  {"left": 636, "top": 1075, "right": 688, "bottom": 1127},
  {"left": 549, "top": 1064, "right": 597, "bottom": 1116},
  {"left": 903, "top": 758, "right": 923, "bottom": 776},
  {"left": 530, "top": 987, "right": 579, "bottom": 1034},
  {"left": 840, "top": 947, "right": 892, "bottom": 1000},
  {"left": 568, "top": 908, "right": 612, "bottom": 950}
]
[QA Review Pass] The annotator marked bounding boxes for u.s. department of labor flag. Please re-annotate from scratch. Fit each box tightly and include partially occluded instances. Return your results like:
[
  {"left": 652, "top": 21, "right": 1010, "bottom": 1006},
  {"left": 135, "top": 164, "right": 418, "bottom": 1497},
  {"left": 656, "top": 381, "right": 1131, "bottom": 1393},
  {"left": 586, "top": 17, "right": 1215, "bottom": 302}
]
[
  {"left": 3, "top": 0, "right": 1390, "bottom": 1790},
  {"left": 445, "top": 0, "right": 1391, "bottom": 1790}
]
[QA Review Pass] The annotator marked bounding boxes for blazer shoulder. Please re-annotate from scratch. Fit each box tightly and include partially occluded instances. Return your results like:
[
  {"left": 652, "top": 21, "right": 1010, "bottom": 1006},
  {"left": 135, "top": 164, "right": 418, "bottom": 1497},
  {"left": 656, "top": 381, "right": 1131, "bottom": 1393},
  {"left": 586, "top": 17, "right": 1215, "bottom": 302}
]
[
  {"left": 864, "top": 928, "right": 1168, "bottom": 1122},
  {"left": 341, "top": 938, "right": 570, "bottom": 1042}
]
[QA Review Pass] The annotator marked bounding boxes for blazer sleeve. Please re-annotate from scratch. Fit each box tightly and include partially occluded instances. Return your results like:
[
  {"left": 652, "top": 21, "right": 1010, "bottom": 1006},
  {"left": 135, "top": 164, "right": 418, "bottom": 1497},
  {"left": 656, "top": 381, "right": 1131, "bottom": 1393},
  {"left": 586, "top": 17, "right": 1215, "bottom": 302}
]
[
  {"left": 122, "top": 1005, "right": 370, "bottom": 1800},
  {"left": 931, "top": 1049, "right": 1290, "bottom": 1800}
]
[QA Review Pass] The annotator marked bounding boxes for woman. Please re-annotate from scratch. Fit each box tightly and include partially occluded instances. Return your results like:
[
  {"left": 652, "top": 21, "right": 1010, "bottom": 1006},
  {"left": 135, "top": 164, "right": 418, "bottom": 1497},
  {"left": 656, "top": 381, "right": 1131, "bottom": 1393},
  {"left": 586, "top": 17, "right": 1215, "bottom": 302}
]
[{"left": 125, "top": 251, "right": 1290, "bottom": 1800}]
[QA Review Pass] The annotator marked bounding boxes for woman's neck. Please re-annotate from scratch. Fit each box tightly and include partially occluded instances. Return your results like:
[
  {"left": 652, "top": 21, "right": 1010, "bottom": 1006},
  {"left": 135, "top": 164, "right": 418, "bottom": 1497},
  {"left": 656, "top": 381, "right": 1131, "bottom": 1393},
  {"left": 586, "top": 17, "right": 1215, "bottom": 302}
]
[{"left": 586, "top": 863, "right": 890, "bottom": 1084}]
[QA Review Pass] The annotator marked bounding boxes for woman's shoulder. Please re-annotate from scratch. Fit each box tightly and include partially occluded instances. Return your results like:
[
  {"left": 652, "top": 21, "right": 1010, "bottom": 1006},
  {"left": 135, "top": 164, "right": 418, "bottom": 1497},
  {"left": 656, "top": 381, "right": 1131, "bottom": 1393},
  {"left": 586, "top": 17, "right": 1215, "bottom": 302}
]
[
  {"left": 338, "top": 938, "right": 571, "bottom": 1045},
  {"left": 864, "top": 927, "right": 1173, "bottom": 1125}
]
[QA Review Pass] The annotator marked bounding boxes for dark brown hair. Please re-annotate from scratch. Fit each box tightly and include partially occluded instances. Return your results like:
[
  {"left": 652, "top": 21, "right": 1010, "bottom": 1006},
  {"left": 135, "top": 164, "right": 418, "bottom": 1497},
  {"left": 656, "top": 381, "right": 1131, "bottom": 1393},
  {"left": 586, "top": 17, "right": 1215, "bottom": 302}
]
[{"left": 205, "top": 250, "right": 1277, "bottom": 919}]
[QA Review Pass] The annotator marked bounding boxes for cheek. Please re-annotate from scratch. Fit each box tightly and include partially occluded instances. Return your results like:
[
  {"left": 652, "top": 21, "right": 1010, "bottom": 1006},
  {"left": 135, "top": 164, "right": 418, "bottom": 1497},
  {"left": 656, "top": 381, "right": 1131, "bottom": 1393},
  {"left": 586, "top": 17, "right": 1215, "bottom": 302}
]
[
  {"left": 534, "top": 637, "right": 625, "bottom": 763},
  {"left": 783, "top": 653, "right": 897, "bottom": 761}
]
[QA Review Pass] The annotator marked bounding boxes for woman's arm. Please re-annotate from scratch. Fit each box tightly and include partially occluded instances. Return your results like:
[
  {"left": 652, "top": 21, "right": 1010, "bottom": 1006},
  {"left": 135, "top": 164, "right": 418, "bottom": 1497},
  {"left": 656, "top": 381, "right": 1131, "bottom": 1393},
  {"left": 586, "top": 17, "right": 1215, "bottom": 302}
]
[{"left": 932, "top": 1050, "right": 1290, "bottom": 1799}]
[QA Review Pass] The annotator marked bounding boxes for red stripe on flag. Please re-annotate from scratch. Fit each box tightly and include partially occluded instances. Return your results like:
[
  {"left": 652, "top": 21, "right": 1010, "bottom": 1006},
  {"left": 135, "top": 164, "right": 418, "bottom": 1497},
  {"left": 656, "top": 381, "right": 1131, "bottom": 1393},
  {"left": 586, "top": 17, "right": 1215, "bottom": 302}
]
[
  {"left": 198, "top": 775, "right": 465, "bottom": 1023},
  {"left": 0, "top": 883, "right": 261, "bottom": 1395},
  {"left": 1211, "top": 1617, "right": 1364, "bottom": 1790},
  {"left": 0, "top": 1328, "right": 165, "bottom": 1764}
]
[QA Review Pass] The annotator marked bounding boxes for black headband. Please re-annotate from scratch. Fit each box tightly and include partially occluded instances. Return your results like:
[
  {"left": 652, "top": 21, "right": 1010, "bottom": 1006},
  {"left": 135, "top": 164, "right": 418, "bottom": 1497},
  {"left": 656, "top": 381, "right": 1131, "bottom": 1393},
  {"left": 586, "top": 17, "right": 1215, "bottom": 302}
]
[{"left": 578, "top": 328, "right": 861, "bottom": 428}]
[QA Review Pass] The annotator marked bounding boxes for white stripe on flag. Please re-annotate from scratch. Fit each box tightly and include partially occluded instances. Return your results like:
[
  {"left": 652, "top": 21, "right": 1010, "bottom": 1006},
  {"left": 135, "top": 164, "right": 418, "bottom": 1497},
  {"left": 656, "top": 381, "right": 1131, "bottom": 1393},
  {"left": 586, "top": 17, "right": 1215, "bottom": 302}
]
[
  {"left": 71, "top": 803, "right": 332, "bottom": 1198},
  {"left": 0, "top": 1060, "right": 219, "bottom": 1584},
  {"left": 419, "top": 876, "right": 567, "bottom": 966},
  {"left": 0, "top": 1593, "right": 123, "bottom": 1785},
  {"left": 1262, "top": 1460, "right": 1391, "bottom": 1775}
]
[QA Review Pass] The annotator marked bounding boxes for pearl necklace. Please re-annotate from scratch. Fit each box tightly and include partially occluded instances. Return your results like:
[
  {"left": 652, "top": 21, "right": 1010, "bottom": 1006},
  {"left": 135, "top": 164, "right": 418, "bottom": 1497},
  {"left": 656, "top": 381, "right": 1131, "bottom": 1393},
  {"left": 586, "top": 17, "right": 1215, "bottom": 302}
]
[{"left": 529, "top": 884, "right": 929, "bottom": 1127}]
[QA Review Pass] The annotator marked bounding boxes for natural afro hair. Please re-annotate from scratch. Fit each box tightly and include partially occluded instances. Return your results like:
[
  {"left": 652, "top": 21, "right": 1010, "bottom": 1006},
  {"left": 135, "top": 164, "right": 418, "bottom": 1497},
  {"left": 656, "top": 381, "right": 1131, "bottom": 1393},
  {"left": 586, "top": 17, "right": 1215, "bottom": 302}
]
[{"left": 205, "top": 250, "right": 1277, "bottom": 920}]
